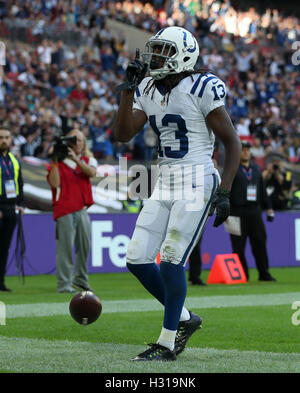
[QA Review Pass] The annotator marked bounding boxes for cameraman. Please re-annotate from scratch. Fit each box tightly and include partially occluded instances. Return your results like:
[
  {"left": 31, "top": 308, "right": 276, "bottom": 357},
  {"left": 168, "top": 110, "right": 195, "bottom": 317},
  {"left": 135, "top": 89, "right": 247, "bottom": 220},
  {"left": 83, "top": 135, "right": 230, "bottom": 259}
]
[
  {"left": 262, "top": 161, "right": 292, "bottom": 210},
  {"left": 47, "top": 129, "right": 97, "bottom": 293}
]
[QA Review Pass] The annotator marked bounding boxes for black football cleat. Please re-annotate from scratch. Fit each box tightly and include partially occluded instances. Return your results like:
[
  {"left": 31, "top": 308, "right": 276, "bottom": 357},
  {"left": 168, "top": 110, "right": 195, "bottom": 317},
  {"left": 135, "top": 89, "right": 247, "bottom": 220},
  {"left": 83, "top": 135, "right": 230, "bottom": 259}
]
[
  {"left": 131, "top": 343, "right": 176, "bottom": 361},
  {"left": 174, "top": 311, "right": 202, "bottom": 356}
]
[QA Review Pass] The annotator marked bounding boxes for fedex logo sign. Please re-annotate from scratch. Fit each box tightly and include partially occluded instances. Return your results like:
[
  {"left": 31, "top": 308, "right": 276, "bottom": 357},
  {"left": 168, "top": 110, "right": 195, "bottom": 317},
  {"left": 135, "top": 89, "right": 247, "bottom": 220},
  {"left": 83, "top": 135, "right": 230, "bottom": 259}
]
[{"left": 92, "top": 221, "right": 130, "bottom": 268}]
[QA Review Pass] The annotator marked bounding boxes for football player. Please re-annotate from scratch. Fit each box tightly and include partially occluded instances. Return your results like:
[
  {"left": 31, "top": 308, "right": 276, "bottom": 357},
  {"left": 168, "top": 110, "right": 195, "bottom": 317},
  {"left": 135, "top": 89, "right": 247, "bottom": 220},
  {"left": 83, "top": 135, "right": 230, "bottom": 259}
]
[{"left": 114, "top": 26, "right": 241, "bottom": 361}]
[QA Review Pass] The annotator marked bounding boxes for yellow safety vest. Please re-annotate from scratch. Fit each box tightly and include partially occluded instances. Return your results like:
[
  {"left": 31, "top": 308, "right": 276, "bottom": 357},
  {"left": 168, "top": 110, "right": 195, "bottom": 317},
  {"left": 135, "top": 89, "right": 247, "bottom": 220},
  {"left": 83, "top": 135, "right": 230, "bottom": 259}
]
[
  {"left": 294, "top": 190, "right": 300, "bottom": 201},
  {"left": 0, "top": 152, "right": 20, "bottom": 196},
  {"left": 123, "top": 200, "right": 141, "bottom": 213}
]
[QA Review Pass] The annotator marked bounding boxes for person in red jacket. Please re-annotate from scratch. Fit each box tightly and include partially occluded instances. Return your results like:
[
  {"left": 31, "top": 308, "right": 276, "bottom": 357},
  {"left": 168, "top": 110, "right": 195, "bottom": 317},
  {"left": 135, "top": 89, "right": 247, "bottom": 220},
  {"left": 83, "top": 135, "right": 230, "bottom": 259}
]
[{"left": 47, "top": 129, "right": 97, "bottom": 293}]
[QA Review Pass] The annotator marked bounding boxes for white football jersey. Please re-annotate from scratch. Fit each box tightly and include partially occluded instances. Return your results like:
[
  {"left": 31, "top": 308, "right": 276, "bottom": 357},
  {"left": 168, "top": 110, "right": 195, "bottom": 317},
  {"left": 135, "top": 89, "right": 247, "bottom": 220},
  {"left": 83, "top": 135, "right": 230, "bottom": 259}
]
[{"left": 133, "top": 72, "right": 226, "bottom": 178}]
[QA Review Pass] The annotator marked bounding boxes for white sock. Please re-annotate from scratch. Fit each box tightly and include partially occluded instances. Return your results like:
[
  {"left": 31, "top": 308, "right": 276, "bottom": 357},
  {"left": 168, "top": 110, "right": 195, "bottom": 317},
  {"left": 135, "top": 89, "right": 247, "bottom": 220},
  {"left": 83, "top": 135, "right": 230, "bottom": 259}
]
[
  {"left": 157, "top": 327, "right": 176, "bottom": 351},
  {"left": 179, "top": 306, "right": 190, "bottom": 322}
]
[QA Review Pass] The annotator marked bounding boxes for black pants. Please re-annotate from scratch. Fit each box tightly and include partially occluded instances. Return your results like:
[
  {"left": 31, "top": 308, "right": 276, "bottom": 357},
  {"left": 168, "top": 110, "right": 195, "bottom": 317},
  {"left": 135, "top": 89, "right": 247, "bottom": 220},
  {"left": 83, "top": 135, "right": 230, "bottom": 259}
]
[
  {"left": 0, "top": 207, "right": 17, "bottom": 285},
  {"left": 230, "top": 206, "right": 270, "bottom": 280},
  {"left": 188, "top": 235, "right": 203, "bottom": 282}
]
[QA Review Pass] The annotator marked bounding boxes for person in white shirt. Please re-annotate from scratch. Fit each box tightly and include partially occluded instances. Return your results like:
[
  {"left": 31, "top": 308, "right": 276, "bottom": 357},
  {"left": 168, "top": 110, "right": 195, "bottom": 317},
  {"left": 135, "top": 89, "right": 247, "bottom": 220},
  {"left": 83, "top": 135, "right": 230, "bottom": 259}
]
[
  {"left": 37, "top": 39, "right": 53, "bottom": 65},
  {"left": 236, "top": 117, "right": 250, "bottom": 136},
  {"left": 251, "top": 137, "right": 265, "bottom": 158}
]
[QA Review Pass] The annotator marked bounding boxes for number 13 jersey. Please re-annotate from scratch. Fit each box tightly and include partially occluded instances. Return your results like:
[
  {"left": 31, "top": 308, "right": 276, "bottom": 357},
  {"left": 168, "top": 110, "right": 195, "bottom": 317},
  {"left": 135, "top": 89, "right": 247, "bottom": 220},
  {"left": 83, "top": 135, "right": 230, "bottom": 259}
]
[{"left": 133, "top": 72, "right": 227, "bottom": 177}]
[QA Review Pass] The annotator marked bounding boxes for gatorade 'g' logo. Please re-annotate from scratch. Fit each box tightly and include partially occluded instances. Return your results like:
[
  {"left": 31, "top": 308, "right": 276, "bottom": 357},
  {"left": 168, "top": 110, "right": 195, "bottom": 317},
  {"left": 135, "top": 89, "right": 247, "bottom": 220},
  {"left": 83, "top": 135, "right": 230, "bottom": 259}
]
[
  {"left": 0, "top": 41, "right": 6, "bottom": 66},
  {"left": 207, "top": 254, "right": 247, "bottom": 284},
  {"left": 224, "top": 258, "right": 242, "bottom": 280}
]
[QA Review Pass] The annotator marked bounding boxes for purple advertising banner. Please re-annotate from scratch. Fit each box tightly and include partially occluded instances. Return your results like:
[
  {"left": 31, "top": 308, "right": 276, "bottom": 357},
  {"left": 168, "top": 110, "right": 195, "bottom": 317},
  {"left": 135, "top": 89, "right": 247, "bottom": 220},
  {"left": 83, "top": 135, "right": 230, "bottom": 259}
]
[{"left": 6, "top": 211, "right": 300, "bottom": 277}]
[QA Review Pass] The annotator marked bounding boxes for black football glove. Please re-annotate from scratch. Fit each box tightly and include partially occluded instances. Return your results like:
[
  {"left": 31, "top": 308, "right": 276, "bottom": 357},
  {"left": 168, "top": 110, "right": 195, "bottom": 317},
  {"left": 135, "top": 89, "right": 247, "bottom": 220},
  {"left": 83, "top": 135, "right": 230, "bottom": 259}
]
[
  {"left": 116, "top": 49, "right": 148, "bottom": 92},
  {"left": 209, "top": 188, "right": 231, "bottom": 227}
]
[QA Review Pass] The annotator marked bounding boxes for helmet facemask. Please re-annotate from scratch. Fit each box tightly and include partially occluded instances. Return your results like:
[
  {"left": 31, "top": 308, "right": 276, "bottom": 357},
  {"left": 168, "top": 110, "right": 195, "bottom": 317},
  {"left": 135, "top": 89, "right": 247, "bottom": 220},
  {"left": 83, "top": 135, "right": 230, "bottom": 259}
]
[{"left": 142, "top": 39, "right": 178, "bottom": 80}]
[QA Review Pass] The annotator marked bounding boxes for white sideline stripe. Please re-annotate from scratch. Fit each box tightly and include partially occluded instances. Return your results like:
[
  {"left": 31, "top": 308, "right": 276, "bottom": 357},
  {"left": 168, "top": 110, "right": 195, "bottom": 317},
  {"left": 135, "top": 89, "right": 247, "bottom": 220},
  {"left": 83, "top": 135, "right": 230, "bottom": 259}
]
[
  {"left": 5, "top": 292, "right": 300, "bottom": 319},
  {"left": 0, "top": 336, "right": 299, "bottom": 373}
]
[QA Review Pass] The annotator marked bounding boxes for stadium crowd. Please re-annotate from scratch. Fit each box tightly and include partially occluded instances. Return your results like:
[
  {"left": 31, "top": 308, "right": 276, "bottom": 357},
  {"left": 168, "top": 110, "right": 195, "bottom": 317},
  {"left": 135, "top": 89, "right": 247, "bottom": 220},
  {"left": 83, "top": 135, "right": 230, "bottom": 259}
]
[{"left": 0, "top": 0, "right": 299, "bottom": 208}]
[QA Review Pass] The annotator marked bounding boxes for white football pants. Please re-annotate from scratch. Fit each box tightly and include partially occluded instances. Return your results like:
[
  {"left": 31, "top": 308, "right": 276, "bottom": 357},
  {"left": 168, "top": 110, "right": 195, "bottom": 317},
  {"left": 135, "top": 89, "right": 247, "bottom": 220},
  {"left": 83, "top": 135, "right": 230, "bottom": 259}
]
[{"left": 126, "top": 173, "right": 218, "bottom": 266}]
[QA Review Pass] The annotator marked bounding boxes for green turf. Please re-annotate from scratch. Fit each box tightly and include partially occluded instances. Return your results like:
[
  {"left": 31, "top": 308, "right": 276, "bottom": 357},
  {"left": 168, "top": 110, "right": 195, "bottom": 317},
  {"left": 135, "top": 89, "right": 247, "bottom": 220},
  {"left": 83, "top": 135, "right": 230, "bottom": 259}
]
[
  {"left": 1, "top": 305, "right": 299, "bottom": 353},
  {"left": 1, "top": 267, "right": 299, "bottom": 304},
  {"left": 0, "top": 267, "right": 299, "bottom": 373},
  {"left": 1, "top": 337, "right": 299, "bottom": 373}
]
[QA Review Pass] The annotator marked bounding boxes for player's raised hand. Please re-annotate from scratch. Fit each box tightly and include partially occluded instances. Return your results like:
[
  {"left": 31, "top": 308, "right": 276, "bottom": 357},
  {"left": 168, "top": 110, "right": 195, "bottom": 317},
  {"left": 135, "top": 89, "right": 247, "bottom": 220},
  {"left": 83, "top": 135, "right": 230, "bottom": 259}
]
[
  {"left": 116, "top": 48, "right": 148, "bottom": 92},
  {"left": 124, "top": 48, "right": 148, "bottom": 90}
]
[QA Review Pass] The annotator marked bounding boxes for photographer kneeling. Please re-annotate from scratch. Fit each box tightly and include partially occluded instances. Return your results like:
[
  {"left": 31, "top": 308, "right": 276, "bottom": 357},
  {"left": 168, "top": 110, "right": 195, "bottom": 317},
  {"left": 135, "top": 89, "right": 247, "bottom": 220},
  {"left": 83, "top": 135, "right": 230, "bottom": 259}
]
[{"left": 47, "top": 129, "right": 97, "bottom": 293}]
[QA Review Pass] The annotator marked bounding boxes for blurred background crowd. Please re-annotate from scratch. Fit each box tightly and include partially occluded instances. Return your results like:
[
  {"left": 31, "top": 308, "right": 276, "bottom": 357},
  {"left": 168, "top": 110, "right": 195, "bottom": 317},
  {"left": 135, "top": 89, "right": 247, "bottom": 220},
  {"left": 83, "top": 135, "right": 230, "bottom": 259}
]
[{"left": 0, "top": 0, "right": 299, "bottom": 209}]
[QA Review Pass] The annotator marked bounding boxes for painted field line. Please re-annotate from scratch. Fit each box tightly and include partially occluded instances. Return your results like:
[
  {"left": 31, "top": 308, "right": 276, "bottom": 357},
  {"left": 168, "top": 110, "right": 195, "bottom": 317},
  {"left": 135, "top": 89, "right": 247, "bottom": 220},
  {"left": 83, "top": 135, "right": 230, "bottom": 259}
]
[
  {"left": 0, "top": 336, "right": 299, "bottom": 373},
  {"left": 4, "top": 292, "right": 300, "bottom": 319}
]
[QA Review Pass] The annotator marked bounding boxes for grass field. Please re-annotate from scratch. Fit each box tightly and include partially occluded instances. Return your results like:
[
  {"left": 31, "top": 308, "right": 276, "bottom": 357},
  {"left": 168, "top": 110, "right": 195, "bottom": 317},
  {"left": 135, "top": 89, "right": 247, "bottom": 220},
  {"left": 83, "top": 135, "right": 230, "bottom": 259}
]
[{"left": 0, "top": 266, "right": 300, "bottom": 374}]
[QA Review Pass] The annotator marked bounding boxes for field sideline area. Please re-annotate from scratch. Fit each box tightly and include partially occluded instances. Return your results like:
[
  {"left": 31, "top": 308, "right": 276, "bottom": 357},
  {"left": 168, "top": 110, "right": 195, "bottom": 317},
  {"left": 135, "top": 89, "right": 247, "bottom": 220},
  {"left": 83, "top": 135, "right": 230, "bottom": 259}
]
[{"left": 0, "top": 267, "right": 299, "bottom": 374}]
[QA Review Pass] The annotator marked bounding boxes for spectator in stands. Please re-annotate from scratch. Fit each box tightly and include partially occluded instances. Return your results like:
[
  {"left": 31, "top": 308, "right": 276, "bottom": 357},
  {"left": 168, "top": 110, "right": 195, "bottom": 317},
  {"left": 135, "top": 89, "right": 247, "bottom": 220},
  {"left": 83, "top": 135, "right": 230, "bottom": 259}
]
[
  {"left": 34, "top": 135, "right": 52, "bottom": 159},
  {"left": 51, "top": 40, "right": 65, "bottom": 70},
  {"left": 54, "top": 79, "right": 71, "bottom": 99},
  {"left": 90, "top": 117, "right": 114, "bottom": 160},
  {"left": 233, "top": 93, "right": 248, "bottom": 119},
  {"left": 20, "top": 131, "right": 41, "bottom": 157},
  {"left": 0, "top": 0, "right": 298, "bottom": 184},
  {"left": 69, "top": 82, "right": 88, "bottom": 103},
  {"left": 37, "top": 39, "right": 53, "bottom": 65},
  {"left": 235, "top": 50, "right": 254, "bottom": 82},
  {"left": 10, "top": 123, "right": 26, "bottom": 158},
  {"left": 236, "top": 117, "right": 250, "bottom": 137},
  {"left": 101, "top": 46, "right": 116, "bottom": 72},
  {"left": 268, "top": 98, "right": 280, "bottom": 119},
  {"left": 114, "top": 141, "right": 132, "bottom": 160},
  {"left": 251, "top": 137, "right": 265, "bottom": 159}
]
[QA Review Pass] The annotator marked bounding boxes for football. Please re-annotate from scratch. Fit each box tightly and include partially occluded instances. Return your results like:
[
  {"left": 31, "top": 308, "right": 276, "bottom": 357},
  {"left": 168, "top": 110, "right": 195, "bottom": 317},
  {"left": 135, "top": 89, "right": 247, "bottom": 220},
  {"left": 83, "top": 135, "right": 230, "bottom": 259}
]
[{"left": 69, "top": 291, "right": 102, "bottom": 325}]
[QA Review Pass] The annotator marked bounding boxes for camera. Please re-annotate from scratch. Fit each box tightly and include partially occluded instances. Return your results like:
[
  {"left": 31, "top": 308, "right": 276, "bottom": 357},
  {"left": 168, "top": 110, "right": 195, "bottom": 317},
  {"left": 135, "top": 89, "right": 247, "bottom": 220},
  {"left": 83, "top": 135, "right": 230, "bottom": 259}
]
[
  {"left": 273, "top": 164, "right": 279, "bottom": 171},
  {"left": 50, "top": 135, "right": 77, "bottom": 162}
]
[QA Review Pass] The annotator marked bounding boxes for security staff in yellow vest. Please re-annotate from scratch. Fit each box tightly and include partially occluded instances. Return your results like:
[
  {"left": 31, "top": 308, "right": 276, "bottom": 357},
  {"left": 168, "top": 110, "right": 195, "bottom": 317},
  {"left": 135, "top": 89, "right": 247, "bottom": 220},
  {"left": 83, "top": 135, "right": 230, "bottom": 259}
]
[
  {"left": 289, "top": 183, "right": 300, "bottom": 210},
  {"left": 123, "top": 198, "right": 142, "bottom": 213},
  {"left": 0, "top": 128, "right": 25, "bottom": 292}
]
